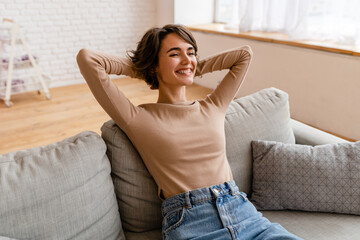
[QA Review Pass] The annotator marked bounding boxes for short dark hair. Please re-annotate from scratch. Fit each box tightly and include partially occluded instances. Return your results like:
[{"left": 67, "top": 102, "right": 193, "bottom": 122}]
[{"left": 127, "top": 24, "right": 198, "bottom": 90}]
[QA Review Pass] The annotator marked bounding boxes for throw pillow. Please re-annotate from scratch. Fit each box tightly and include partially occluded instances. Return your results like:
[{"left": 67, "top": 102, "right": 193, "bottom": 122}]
[
  {"left": 251, "top": 140, "right": 360, "bottom": 215},
  {"left": 0, "top": 131, "right": 123, "bottom": 240}
]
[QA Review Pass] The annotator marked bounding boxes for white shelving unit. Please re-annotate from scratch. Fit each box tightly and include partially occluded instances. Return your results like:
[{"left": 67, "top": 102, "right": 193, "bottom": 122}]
[{"left": 0, "top": 18, "right": 51, "bottom": 107}]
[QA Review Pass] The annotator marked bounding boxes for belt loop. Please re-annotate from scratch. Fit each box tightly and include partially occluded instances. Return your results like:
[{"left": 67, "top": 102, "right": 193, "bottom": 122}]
[
  {"left": 226, "top": 181, "right": 236, "bottom": 196},
  {"left": 184, "top": 192, "right": 192, "bottom": 209}
]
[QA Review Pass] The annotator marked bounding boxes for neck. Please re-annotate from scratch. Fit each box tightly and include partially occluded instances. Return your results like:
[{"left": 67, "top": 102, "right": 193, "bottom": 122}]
[{"left": 157, "top": 85, "right": 187, "bottom": 104}]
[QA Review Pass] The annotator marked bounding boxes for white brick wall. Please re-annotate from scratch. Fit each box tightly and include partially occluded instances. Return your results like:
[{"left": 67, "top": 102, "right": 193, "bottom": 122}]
[{"left": 0, "top": 0, "right": 157, "bottom": 88}]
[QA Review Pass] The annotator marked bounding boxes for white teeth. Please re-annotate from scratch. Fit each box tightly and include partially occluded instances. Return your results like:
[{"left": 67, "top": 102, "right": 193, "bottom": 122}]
[{"left": 177, "top": 69, "right": 191, "bottom": 74}]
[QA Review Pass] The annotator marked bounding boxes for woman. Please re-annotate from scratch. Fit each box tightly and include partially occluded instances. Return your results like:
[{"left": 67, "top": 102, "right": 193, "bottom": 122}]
[{"left": 77, "top": 24, "right": 300, "bottom": 240}]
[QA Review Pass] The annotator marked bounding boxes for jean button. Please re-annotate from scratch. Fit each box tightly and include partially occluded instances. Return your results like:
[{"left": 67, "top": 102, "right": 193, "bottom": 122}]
[{"left": 213, "top": 188, "right": 220, "bottom": 194}]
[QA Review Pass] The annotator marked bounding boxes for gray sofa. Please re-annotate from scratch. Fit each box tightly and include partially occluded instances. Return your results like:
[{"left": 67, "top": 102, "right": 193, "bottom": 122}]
[{"left": 1, "top": 88, "right": 359, "bottom": 240}]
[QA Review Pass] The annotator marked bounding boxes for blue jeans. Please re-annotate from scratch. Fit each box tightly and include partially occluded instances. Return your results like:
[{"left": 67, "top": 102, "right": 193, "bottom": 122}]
[{"left": 161, "top": 181, "right": 302, "bottom": 240}]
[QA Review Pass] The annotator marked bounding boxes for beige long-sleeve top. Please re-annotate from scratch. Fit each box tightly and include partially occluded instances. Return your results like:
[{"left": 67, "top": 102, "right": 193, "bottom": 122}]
[{"left": 77, "top": 46, "right": 252, "bottom": 199}]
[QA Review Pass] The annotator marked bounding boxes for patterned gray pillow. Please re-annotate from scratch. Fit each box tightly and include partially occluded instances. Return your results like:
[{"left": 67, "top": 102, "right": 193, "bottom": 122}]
[{"left": 251, "top": 140, "right": 360, "bottom": 215}]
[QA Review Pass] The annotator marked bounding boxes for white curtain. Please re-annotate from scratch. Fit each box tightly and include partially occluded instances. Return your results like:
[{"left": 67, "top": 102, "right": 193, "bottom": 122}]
[{"left": 222, "top": 0, "right": 360, "bottom": 45}]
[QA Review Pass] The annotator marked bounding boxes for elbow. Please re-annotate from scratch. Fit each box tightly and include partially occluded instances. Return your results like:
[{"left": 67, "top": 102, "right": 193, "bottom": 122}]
[
  {"left": 76, "top": 48, "right": 99, "bottom": 73},
  {"left": 241, "top": 45, "right": 253, "bottom": 58},
  {"left": 76, "top": 48, "right": 95, "bottom": 82},
  {"left": 76, "top": 48, "right": 90, "bottom": 65},
  {"left": 239, "top": 46, "right": 253, "bottom": 65}
]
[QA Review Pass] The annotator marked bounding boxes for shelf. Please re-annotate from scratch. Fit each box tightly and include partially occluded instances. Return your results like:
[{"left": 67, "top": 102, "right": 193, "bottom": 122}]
[
  {"left": 0, "top": 74, "right": 50, "bottom": 99},
  {"left": 1, "top": 56, "right": 39, "bottom": 68}
]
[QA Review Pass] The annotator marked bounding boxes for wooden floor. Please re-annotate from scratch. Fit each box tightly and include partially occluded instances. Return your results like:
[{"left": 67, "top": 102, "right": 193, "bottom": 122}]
[{"left": 0, "top": 78, "right": 212, "bottom": 155}]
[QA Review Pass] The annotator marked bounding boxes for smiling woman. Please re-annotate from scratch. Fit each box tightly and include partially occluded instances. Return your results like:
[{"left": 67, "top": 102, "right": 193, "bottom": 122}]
[{"left": 76, "top": 24, "right": 301, "bottom": 239}]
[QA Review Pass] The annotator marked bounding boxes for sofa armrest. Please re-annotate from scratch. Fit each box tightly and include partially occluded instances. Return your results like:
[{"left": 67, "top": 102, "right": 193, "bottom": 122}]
[{"left": 290, "top": 119, "right": 349, "bottom": 146}]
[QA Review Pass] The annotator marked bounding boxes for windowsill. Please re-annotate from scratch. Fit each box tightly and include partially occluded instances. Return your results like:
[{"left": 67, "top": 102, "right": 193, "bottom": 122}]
[{"left": 187, "top": 23, "right": 360, "bottom": 57}]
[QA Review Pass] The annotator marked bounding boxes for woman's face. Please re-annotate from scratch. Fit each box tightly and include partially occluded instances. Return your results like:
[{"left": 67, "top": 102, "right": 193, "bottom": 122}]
[{"left": 156, "top": 33, "right": 197, "bottom": 89}]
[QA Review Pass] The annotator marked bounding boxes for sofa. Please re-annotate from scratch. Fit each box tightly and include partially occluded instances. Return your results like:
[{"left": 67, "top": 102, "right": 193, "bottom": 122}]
[{"left": 1, "top": 88, "right": 359, "bottom": 240}]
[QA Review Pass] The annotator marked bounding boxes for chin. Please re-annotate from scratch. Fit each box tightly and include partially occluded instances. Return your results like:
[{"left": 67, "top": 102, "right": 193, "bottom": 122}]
[
  {"left": 184, "top": 79, "right": 194, "bottom": 86},
  {"left": 173, "top": 75, "right": 194, "bottom": 86}
]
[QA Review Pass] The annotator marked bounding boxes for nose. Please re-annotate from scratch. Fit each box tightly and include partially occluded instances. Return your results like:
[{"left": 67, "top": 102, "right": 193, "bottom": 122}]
[{"left": 181, "top": 53, "right": 191, "bottom": 64}]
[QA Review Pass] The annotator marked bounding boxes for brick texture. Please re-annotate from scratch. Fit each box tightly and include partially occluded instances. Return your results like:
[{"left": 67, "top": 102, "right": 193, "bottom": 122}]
[{"left": 0, "top": 0, "right": 157, "bottom": 88}]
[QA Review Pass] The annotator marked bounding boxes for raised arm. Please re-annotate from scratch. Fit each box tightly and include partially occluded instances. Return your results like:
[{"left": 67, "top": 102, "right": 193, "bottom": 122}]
[
  {"left": 76, "top": 48, "right": 140, "bottom": 128},
  {"left": 196, "top": 46, "right": 252, "bottom": 109}
]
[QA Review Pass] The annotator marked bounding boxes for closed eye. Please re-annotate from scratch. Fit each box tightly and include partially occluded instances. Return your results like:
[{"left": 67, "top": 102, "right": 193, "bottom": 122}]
[
  {"left": 167, "top": 46, "right": 196, "bottom": 57},
  {"left": 169, "top": 52, "right": 195, "bottom": 57}
]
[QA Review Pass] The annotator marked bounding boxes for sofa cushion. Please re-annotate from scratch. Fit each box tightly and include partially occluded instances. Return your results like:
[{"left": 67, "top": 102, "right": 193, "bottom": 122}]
[
  {"left": 225, "top": 87, "right": 295, "bottom": 194},
  {"left": 263, "top": 210, "right": 360, "bottom": 240},
  {"left": 251, "top": 140, "right": 360, "bottom": 215},
  {"left": 0, "top": 131, "right": 123, "bottom": 240},
  {"left": 100, "top": 87, "right": 295, "bottom": 232},
  {"left": 101, "top": 123, "right": 163, "bottom": 233}
]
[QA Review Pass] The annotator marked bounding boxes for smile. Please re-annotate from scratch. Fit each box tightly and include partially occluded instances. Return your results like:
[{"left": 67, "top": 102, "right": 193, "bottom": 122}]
[{"left": 176, "top": 69, "right": 192, "bottom": 74}]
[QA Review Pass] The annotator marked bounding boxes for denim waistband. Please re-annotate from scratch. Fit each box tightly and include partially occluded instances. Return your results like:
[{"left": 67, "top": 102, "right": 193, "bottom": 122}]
[{"left": 161, "top": 181, "right": 239, "bottom": 216}]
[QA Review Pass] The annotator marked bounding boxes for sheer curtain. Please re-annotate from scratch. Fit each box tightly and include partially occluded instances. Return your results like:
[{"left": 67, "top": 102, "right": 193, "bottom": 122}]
[{"left": 219, "top": 0, "right": 360, "bottom": 45}]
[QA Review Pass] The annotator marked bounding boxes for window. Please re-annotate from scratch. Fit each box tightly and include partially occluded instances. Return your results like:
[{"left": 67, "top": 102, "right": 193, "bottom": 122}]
[{"left": 214, "top": 0, "right": 360, "bottom": 45}]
